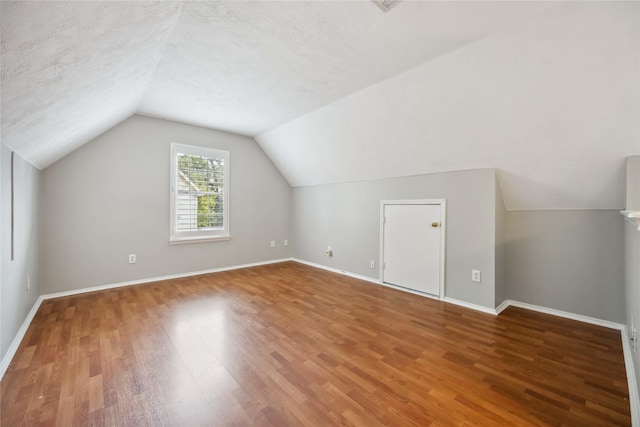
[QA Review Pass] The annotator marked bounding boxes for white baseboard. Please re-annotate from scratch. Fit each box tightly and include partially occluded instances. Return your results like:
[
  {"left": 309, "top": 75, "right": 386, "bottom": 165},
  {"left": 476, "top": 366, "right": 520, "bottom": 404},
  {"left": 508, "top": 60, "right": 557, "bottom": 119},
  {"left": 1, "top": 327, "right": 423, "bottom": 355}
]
[
  {"left": 0, "top": 296, "right": 44, "bottom": 380},
  {"left": 0, "top": 258, "right": 292, "bottom": 381},
  {"left": 495, "top": 299, "right": 510, "bottom": 315},
  {"left": 292, "top": 258, "right": 381, "bottom": 285},
  {"left": 378, "top": 281, "right": 442, "bottom": 301},
  {"left": 621, "top": 326, "right": 640, "bottom": 426},
  {"left": 503, "top": 300, "right": 624, "bottom": 331},
  {"left": 3, "top": 259, "right": 639, "bottom": 426},
  {"left": 40, "top": 258, "right": 294, "bottom": 300},
  {"left": 290, "top": 261, "right": 639, "bottom": 425},
  {"left": 292, "top": 259, "right": 503, "bottom": 314},
  {"left": 502, "top": 300, "right": 638, "bottom": 425},
  {"left": 293, "top": 259, "right": 449, "bottom": 303},
  {"left": 443, "top": 297, "right": 498, "bottom": 315}
]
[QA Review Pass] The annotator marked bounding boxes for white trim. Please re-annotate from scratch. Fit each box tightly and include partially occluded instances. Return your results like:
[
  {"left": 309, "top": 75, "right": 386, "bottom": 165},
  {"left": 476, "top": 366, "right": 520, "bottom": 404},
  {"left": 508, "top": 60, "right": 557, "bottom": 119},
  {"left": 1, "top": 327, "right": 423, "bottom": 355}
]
[
  {"left": 294, "top": 264, "right": 640, "bottom": 424},
  {"left": 504, "top": 300, "right": 624, "bottom": 330},
  {"left": 293, "top": 258, "right": 447, "bottom": 302},
  {"left": 379, "top": 199, "right": 446, "bottom": 299},
  {"left": 378, "top": 281, "right": 442, "bottom": 301},
  {"left": 292, "top": 259, "right": 499, "bottom": 315},
  {"left": 495, "top": 299, "right": 510, "bottom": 315},
  {"left": 170, "top": 143, "right": 230, "bottom": 242},
  {"left": 3, "top": 261, "right": 638, "bottom": 426},
  {"left": 0, "top": 296, "right": 44, "bottom": 380},
  {"left": 495, "top": 299, "right": 639, "bottom": 426},
  {"left": 292, "top": 258, "right": 380, "bottom": 285},
  {"left": 495, "top": 298, "right": 638, "bottom": 422},
  {"left": 41, "top": 258, "right": 293, "bottom": 301},
  {"left": 621, "top": 210, "right": 640, "bottom": 231},
  {"left": 443, "top": 297, "right": 498, "bottom": 315},
  {"left": 621, "top": 326, "right": 640, "bottom": 426},
  {"left": 169, "top": 234, "right": 231, "bottom": 245},
  {"left": 0, "top": 258, "right": 292, "bottom": 381}
]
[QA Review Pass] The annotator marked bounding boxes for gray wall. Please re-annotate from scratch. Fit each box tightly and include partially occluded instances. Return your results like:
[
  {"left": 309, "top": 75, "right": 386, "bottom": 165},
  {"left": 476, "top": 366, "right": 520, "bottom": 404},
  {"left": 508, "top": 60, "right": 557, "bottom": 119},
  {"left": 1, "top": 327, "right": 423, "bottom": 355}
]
[
  {"left": 624, "top": 155, "right": 640, "bottom": 388},
  {"left": 624, "top": 220, "right": 640, "bottom": 388},
  {"left": 291, "top": 168, "right": 499, "bottom": 309},
  {"left": 506, "top": 210, "right": 625, "bottom": 323},
  {"left": 1, "top": 144, "right": 40, "bottom": 362},
  {"left": 494, "top": 176, "right": 507, "bottom": 308},
  {"left": 40, "top": 115, "right": 292, "bottom": 294},
  {"left": 626, "top": 156, "right": 640, "bottom": 210}
]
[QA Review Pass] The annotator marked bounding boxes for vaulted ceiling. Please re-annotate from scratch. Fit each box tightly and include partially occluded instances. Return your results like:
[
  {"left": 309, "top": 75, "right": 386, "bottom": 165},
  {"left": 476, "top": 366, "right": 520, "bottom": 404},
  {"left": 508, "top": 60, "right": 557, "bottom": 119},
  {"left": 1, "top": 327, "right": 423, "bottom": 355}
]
[{"left": 2, "top": 1, "right": 639, "bottom": 210}]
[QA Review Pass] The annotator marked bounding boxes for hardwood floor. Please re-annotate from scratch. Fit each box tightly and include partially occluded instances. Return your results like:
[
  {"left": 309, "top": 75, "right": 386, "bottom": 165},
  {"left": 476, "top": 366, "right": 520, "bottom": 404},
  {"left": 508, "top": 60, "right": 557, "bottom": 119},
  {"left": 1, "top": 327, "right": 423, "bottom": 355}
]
[{"left": 1, "top": 261, "right": 631, "bottom": 426}]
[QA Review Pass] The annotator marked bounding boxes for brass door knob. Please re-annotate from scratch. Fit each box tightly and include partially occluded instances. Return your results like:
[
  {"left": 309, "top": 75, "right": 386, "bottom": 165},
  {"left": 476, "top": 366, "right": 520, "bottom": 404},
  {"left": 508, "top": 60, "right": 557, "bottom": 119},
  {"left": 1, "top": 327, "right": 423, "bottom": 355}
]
[{"left": 432, "top": 222, "right": 439, "bottom": 227}]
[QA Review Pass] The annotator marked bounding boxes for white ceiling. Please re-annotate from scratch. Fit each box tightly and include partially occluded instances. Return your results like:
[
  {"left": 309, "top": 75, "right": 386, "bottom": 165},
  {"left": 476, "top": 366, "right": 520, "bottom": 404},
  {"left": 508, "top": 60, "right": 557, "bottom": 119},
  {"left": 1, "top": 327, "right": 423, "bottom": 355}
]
[
  {"left": 1, "top": 1, "right": 182, "bottom": 168},
  {"left": 2, "top": 0, "right": 556, "bottom": 168},
  {"left": 1, "top": 1, "right": 639, "bottom": 210},
  {"left": 137, "top": 1, "right": 556, "bottom": 136},
  {"left": 257, "top": 1, "right": 640, "bottom": 210}
]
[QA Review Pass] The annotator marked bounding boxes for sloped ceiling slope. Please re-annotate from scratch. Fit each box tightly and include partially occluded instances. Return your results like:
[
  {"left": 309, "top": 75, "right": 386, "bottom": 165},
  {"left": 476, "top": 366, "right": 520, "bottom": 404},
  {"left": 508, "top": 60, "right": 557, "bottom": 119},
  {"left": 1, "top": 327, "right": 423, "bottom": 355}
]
[
  {"left": 1, "top": 1, "right": 183, "bottom": 168},
  {"left": 137, "top": 1, "right": 555, "bottom": 136},
  {"left": 1, "top": 1, "right": 638, "bottom": 210},
  {"left": 2, "top": 0, "right": 554, "bottom": 169},
  {"left": 257, "top": 1, "right": 640, "bottom": 210}
]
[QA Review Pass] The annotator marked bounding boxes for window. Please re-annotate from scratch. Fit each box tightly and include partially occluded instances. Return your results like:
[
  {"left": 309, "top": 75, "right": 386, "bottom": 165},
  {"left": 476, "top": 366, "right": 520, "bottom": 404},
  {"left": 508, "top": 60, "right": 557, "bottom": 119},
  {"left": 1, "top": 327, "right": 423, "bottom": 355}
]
[{"left": 170, "top": 143, "right": 230, "bottom": 243}]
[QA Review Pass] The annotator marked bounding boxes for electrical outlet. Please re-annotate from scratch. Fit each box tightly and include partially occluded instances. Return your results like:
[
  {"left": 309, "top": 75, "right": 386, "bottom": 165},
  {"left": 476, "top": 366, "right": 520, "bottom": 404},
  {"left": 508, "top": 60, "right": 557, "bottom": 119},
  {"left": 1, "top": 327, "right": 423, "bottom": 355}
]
[
  {"left": 284, "top": 240, "right": 288, "bottom": 247},
  {"left": 370, "top": 260, "right": 375, "bottom": 269},
  {"left": 472, "top": 270, "right": 481, "bottom": 283},
  {"left": 325, "top": 246, "right": 333, "bottom": 257},
  {"left": 270, "top": 240, "right": 276, "bottom": 248},
  {"left": 26, "top": 275, "right": 30, "bottom": 291},
  {"left": 632, "top": 315, "right": 637, "bottom": 352},
  {"left": 129, "top": 254, "right": 136, "bottom": 264}
]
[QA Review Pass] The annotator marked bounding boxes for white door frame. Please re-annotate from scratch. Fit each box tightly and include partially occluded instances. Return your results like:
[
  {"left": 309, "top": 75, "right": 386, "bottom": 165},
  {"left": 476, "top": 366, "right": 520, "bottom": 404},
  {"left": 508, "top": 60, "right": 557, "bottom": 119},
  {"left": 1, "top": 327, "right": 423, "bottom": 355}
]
[{"left": 379, "top": 199, "right": 446, "bottom": 300}]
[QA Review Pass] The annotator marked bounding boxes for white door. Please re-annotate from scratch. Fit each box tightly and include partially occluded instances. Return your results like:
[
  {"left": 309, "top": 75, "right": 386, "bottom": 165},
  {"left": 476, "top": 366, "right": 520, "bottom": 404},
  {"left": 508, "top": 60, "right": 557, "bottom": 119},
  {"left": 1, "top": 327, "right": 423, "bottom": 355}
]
[{"left": 382, "top": 203, "right": 443, "bottom": 296}]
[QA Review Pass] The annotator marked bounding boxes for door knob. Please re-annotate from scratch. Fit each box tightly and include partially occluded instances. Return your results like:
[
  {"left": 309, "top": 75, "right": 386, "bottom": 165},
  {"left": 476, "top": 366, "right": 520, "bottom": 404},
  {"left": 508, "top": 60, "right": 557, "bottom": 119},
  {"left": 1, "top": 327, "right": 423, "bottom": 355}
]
[{"left": 432, "top": 222, "right": 439, "bottom": 227}]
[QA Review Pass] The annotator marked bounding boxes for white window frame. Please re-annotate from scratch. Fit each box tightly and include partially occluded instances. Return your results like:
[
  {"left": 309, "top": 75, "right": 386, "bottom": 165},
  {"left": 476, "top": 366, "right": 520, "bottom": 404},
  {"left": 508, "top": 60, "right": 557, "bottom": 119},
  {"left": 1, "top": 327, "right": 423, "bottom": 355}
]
[{"left": 170, "top": 143, "right": 230, "bottom": 244}]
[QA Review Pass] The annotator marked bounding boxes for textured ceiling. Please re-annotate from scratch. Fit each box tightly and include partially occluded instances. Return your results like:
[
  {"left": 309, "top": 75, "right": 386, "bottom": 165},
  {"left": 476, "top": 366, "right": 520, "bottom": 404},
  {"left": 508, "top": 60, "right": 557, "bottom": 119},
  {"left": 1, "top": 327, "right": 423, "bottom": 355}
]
[
  {"left": 137, "top": 1, "right": 555, "bottom": 136},
  {"left": 1, "top": 1, "right": 638, "bottom": 210},
  {"left": 1, "top": 1, "right": 183, "bottom": 168},
  {"left": 2, "top": 0, "right": 554, "bottom": 169},
  {"left": 257, "top": 1, "right": 640, "bottom": 210}
]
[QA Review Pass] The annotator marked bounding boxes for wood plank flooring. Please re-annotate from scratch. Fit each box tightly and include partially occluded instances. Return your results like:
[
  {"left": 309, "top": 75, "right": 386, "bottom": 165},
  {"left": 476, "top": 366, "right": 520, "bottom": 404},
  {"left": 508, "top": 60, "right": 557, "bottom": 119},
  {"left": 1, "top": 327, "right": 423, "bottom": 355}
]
[{"left": 1, "top": 261, "right": 631, "bottom": 426}]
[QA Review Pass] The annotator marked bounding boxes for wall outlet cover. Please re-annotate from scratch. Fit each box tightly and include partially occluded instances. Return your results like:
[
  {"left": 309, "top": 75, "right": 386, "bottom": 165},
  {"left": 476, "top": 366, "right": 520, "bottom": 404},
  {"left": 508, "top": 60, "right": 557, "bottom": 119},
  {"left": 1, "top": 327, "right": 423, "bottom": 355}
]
[{"left": 472, "top": 270, "right": 481, "bottom": 282}]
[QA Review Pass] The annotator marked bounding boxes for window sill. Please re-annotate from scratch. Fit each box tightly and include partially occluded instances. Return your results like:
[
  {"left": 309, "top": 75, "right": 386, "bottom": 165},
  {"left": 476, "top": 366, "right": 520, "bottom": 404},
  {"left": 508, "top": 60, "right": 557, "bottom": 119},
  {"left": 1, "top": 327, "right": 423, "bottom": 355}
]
[{"left": 169, "top": 235, "right": 231, "bottom": 245}]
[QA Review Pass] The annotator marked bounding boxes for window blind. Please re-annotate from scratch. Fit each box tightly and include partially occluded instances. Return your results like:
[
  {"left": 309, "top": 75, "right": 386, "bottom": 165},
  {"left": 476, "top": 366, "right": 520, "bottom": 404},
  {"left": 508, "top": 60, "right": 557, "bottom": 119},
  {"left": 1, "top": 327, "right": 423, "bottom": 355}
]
[{"left": 176, "top": 152, "right": 225, "bottom": 232}]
